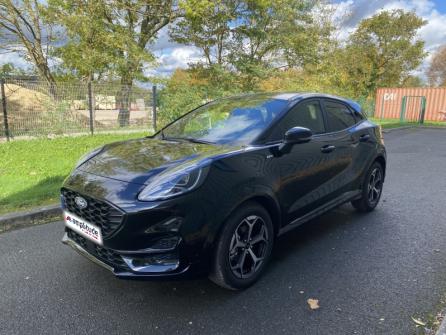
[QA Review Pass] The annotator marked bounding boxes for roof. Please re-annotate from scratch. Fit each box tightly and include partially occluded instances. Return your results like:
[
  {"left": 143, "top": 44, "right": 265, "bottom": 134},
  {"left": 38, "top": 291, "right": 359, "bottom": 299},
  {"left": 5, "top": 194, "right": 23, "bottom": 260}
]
[
  {"left": 271, "top": 92, "right": 362, "bottom": 112},
  {"left": 218, "top": 92, "right": 363, "bottom": 113}
]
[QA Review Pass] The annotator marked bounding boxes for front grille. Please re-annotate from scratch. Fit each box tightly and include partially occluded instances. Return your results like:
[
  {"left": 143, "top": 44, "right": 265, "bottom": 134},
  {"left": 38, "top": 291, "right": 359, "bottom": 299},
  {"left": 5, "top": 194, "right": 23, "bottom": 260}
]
[
  {"left": 61, "top": 188, "right": 124, "bottom": 238},
  {"left": 93, "top": 245, "right": 127, "bottom": 268},
  {"left": 67, "top": 229, "right": 128, "bottom": 269},
  {"left": 68, "top": 229, "right": 88, "bottom": 249}
]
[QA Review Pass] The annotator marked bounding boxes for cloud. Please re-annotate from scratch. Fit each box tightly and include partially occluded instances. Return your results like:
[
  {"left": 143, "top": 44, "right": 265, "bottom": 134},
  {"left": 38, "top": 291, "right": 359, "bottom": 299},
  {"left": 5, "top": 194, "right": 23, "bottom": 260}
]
[
  {"left": 157, "top": 46, "right": 203, "bottom": 71},
  {"left": 0, "top": 51, "right": 32, "bottom": 69},
  {"left": 147, "top": 26, "right": 204, "bottom": 76},
  {"left": 151, "top": 26, "right": 182, "bottom": 52},
  {"left": 418, "top": 10, "right": 446, "bottom": 51},
  {"left": 146, "top": 45, "right": 203, "bottom": 77}
]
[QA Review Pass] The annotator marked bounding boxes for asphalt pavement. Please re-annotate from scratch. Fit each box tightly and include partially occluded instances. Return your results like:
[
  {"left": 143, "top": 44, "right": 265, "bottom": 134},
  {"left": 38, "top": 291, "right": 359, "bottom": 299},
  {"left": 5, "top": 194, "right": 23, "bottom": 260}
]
[{"left": 1, "top": 127, "right": 446, "bottom": 335}]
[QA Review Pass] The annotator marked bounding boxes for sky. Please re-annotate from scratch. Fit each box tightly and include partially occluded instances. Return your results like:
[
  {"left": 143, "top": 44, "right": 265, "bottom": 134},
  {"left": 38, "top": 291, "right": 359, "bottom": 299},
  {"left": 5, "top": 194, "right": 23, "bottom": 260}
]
[{"left": 1, "top": 0, "right": 446, "bottom": 79}]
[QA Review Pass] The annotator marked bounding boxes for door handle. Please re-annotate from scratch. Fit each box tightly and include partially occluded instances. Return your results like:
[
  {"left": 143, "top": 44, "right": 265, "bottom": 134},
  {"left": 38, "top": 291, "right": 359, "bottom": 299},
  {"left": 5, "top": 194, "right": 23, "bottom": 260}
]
[
  {"left": 320, "top": 145, "right": 336, "bottom": 153},
  {"left": 359, "top": 134, "right": 370, "bottom": 142}
]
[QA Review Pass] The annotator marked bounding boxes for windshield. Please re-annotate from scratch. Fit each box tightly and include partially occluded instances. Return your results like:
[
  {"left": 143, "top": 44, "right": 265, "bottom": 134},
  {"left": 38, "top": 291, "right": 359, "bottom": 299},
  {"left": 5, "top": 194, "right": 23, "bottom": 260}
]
[{"left": 161, "top": 94, "right": 289, "bottom": 145}]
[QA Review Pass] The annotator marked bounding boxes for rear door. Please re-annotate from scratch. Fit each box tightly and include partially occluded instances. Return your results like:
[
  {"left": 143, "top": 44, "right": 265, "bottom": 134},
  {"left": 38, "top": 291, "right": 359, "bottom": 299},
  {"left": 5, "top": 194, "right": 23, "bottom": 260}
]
[
  {"left": 347, "top": 105, "right": 378, "bottom": 189},
  {"left": 320, "top": 99, "right": 360, "bottom": 196}
]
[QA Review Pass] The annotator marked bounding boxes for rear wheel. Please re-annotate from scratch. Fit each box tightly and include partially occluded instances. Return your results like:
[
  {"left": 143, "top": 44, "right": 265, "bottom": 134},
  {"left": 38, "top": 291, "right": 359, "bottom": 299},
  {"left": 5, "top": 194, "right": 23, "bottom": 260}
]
[
  {"left": 352, "top": 162, "right": 384, "bottom": 212},
  {"left": 209, "top": 202, "right": 274, "bottom": 290}
]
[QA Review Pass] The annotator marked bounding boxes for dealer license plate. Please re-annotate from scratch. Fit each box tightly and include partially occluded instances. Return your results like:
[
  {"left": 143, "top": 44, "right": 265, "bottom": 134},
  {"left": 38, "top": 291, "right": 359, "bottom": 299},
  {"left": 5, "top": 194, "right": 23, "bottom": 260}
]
[{"left": 64, "top": 211, "right": 103, "bottom": 245}]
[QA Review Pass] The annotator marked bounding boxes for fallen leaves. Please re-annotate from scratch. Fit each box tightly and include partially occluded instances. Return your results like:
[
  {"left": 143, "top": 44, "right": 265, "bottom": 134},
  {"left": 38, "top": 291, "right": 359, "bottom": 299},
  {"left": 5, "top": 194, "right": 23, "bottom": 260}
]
[
  {"left": 411, "top": 316, "right": 426, "bottom": 326},
  {"left": 307, "top": 298, "right": 320, "bottom": 310}
]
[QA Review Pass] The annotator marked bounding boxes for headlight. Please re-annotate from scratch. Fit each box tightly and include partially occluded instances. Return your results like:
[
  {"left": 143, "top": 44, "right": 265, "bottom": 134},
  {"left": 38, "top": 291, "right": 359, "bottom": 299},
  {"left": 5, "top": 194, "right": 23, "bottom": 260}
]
[
  {"left": 75, "top": 147, "right": 103, "bottom": 169},
  {"left": 138, "top": 166, "right": 209, "bottom": 201}
]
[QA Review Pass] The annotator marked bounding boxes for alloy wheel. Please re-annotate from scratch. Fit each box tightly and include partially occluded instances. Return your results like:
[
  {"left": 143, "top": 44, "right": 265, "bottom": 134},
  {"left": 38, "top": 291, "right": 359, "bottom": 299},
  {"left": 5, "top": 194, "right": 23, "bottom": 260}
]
[
  {"left": 368, "top": 167, "right": 382, "bottom": 205},
  {"left": 228, "top": 215, "right": 269, "bottom": 279}
]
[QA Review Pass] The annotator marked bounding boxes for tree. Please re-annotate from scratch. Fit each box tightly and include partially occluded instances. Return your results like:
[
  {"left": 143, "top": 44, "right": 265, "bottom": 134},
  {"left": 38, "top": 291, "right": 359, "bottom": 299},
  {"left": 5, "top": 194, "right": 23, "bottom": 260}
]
[
  {"left": 170, "top": 0, "right": 238, "bottom": 67},
  {"left": 0, "top": 0, "right": 56, "bottom": 85},
  {"left": 228, "top": 0, "right": 316, "bottom": 90},
  {"left": 345, "top": 9, "right": 426, "bottom": 97},
  {"left": 170, "top": 0, "right": 321, "bottom": 90},
  {"left": 45, "top": 1, "right": 116, "bottom": 82},
  {"left": 0, "top": 63, "right": 33, "bottom": 77},
  {"left": 280, "top": 0, "right": 335, "bottom": 69},
  {"left": 278, "top": 1, "right": 343, "bottom": 95},
  {"left": 49, "top": 0, "right": 183, "bottom": 125},
  {"left": 401, "top": 75, "right": 424, "bottom": 87},
  {"left": 427, "top": 45, "right": 446, "bottom": 87}
]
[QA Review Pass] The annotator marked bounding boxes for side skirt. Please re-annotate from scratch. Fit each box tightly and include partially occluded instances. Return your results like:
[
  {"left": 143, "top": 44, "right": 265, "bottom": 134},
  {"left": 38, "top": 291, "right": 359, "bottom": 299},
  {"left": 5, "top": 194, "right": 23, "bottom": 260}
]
[{"left": 277, "top": 190, "right": 362, "bottom": 236}]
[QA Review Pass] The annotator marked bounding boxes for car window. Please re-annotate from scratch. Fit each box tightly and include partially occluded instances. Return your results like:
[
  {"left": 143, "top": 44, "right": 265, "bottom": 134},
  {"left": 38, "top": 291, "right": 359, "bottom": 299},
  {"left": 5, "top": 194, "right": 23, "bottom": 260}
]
[
  {"left": 324, "top": 100, "right": 357, "bottom": 132},
  {"left": 161, "top": 94, "right": 289, "bottom": 145},
  {"left": 269, "top": 100, "right": 325, "bottom": 141},
  {"left": 352, "top": 108, "right": 365, "bottom": 121}
]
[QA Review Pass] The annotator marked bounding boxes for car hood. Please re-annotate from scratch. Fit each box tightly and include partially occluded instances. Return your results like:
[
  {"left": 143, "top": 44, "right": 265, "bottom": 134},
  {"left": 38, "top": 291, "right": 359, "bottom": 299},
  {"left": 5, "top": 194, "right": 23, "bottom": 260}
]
[{"left": 78, "top": 137, "right": 242, "bottom": 185}]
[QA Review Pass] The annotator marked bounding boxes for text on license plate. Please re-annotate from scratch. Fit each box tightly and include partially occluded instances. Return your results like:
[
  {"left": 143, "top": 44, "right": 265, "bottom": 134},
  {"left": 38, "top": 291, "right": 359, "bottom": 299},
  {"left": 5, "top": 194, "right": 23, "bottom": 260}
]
[{"left": 64, "top": 211, "right": 103, "bottom": 245}]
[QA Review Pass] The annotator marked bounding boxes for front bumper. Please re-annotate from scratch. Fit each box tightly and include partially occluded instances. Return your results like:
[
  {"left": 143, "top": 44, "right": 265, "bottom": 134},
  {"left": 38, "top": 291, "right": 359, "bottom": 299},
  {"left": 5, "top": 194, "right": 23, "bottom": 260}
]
[
  {"left": 61, "top": 170, "right": 224, "bottom": 279},
  {"left": 62, "top": 229, "right": 194, "bottom": 279}
]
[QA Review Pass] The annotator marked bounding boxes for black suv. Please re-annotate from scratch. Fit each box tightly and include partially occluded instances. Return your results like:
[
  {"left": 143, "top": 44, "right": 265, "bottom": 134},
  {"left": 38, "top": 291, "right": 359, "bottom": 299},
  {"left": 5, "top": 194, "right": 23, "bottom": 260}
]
[{"left": 61, "top": 93, "right": 386, "bottom": 290}]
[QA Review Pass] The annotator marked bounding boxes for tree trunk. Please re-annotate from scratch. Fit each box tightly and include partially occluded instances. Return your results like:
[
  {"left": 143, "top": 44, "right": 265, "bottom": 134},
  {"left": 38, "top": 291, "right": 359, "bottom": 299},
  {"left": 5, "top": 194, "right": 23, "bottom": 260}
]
[
  {"left": 35, "top": 60, "right": 57, "bottom": 97},
  {"left": 118, "top": 77, "right": 132, "bottom": 127}
]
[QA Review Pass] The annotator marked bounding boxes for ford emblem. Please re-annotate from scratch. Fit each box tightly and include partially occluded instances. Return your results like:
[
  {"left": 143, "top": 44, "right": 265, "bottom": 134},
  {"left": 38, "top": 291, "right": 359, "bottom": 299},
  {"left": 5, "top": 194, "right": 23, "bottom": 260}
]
[{"left": 74, "top": 196, "right": 88, "bottom": 209}]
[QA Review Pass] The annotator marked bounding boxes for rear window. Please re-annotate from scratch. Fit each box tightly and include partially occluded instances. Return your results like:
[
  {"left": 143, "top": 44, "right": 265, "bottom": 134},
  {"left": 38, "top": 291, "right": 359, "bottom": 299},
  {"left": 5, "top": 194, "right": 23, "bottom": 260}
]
[
  {"left": 354, "top": 110, "right": 366, "bottom": 121},
  {"left": 323, "top": 100, "right": 357, "bottom": 132}
]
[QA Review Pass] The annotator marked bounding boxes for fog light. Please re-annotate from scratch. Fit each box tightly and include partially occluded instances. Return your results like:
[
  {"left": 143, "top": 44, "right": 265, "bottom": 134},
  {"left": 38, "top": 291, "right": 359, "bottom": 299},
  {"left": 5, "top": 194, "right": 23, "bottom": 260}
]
[
  {"left": 133, "top": 253, "right": 178, "bottom": 267},
  {"left": 122, "top": 253, "right": 180, "bottom": 273}
]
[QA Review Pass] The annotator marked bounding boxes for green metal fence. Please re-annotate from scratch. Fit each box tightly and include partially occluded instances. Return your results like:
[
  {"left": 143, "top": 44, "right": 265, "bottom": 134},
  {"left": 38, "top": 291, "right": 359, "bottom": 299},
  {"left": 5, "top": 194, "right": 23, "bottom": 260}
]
[{"left": 400, "top": 96, "right": 426, "bottom": 123}]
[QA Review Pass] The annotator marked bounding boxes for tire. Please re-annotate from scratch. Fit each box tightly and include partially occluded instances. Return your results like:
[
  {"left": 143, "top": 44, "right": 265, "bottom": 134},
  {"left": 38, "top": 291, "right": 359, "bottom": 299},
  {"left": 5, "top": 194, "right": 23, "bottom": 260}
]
[
  {"left": 352, "top": 161, "right": 384, "bottom": 212},
  {"left": 209, "top": 201, "right": 274, "bottom": 290}
]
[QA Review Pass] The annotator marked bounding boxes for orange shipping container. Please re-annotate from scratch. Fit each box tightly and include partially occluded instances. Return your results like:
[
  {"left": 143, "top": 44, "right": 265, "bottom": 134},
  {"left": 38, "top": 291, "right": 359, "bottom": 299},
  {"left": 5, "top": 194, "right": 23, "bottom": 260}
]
[{"left": 375, "top": 87, "right": 446, "bottom": 122}]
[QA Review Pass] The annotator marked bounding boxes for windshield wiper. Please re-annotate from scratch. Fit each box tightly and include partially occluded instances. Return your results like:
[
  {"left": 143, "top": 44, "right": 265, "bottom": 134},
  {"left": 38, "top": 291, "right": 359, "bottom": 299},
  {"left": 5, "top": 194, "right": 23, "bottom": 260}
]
[{"left": 162, "top": 136, "right": 214, "bottom": 145}]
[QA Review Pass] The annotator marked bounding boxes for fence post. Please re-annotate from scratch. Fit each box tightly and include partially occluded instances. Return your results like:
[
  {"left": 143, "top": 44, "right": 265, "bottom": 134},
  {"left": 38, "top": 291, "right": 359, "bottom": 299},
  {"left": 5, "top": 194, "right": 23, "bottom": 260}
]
[
  {"left": 419, "top": 96, "right": 426, "bottom": 124},
  {"left": 380, "top": 95, "right": 385, "bottom": 119},
  {"left": 88, "top": 81, "right": 94, "bottom": 135},
  {"left": 152, "top": 85, "right": 157, "bottom": 132},
  {"left": 1, "top": 78, "right": 10, "bottom": 141},
  {"left": 400, "top": 96, "right": 407, "bottom": 123}
]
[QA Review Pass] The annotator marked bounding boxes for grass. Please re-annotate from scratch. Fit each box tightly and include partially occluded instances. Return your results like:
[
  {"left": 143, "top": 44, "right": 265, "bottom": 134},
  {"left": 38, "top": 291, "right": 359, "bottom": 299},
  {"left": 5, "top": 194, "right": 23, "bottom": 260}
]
[
  {"left": 369, "top": 117, "right": 446, "bottom": 129},
  {"left": 0, "top": 132, "right": 148, "bottom": 215}
]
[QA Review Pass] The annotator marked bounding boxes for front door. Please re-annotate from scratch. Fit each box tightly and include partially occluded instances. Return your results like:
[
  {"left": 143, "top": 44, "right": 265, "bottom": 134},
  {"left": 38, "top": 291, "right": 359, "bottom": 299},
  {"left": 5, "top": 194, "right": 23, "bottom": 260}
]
[{"left": 268, "top": 99, "right": 340, "bottom": 223}]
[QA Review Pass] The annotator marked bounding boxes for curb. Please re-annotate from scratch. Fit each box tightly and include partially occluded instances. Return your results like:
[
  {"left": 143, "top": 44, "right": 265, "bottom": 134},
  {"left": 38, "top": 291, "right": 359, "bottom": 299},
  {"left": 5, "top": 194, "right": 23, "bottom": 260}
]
[
  {"left": 437, "top": 314, "right": 446, "bottom": 335},
  {"left": 0, "top": 204, "right": 61, "bottom": 233},
  {"left": 382, "top": 126, "right": 416, "bottom": 133},
  {"left": 382, "top": 125, "right": 446, "bottom": 134}
]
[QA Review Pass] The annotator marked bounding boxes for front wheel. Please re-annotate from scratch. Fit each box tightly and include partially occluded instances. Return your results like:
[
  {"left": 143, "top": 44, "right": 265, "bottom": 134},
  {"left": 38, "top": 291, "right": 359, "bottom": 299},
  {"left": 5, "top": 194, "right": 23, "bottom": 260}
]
[
  {"left": 352, "top": 162, "right": 384, "bottom": 212},
  {"left": 209, "top": 202, "right": 274, "bottom": 290}
]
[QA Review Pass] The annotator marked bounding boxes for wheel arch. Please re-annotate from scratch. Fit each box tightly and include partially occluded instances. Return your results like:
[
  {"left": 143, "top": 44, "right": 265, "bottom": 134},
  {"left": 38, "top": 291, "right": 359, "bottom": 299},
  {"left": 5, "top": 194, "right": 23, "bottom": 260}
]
[
  {"left": 247, "top": 195, "right": 282, "bottom": 237},
  {"left": 374, "top": 155, "right": 386, "bottom": 181},
  {"left": 208, "top": 193, "right": 282, "bottom": 248}
]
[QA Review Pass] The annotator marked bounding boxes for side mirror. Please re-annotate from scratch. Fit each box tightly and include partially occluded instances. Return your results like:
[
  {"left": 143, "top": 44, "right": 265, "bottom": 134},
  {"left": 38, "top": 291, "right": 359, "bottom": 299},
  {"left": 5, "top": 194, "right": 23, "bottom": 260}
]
[{"left": 278, "top": 127, "right": 312, "bottom": 153}]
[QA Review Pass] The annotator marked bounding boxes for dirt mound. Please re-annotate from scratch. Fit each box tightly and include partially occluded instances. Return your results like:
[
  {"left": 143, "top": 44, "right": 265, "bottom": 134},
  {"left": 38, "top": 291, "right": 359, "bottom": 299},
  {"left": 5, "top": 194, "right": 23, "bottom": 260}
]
[{"left": 4, "top": 83, "right": 50, "bottom": 113}]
